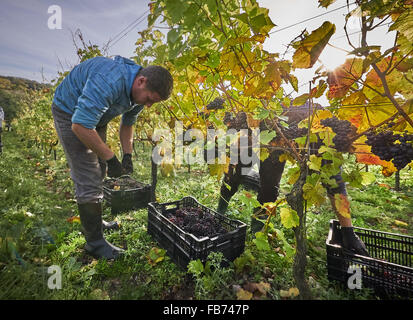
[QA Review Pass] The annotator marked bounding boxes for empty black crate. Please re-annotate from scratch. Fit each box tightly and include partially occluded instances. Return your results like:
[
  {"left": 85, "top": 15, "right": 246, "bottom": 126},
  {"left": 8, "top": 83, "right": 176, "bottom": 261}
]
[
  {"left": 147, "top": 196, "right": 247, "bottom": 270},
  {"left": 103, "top": 176, "right": 151, "bottom": 214},
  {"left": 326, "top": 219, "right": 413, "bottom": 299}
]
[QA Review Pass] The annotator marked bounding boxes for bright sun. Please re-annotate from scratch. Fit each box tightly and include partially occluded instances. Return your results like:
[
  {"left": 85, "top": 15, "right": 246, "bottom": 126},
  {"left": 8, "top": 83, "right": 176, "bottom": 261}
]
[{"left": 318, "top": 45, "right": 349, "bottom": 71}]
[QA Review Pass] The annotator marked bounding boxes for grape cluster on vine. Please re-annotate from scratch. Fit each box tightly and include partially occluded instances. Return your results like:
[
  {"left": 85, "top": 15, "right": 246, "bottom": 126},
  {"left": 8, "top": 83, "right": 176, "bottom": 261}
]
[
  {"left": 223, "top": 111, "right": 248, "bottom": 129},
  {"left": 206, "top": 97, "right": 225, "bottom": 110},
  {"left": 165, "top": 206, "right": 227, "bottom": 238},
  {"left": 365, "top": 130, "right": 413, "bottom": 170},
  {"left": 320, "top": 117, "right": 357, "bottom": 152},
  {"left": 259, "top": 118, "right": 308, "bottom": 143},
  {"left": 281, "top": 124, "right": 308, "bottom": 140}
]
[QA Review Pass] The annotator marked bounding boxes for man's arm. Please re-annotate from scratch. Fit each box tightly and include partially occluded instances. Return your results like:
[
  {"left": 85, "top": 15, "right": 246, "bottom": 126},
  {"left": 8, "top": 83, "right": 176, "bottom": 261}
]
[
  {"left": 120, "top": 123, "right": 134, "bottom": 154},
  {"left": 72, "top": 123, "right": 114, "bottom": 160}
]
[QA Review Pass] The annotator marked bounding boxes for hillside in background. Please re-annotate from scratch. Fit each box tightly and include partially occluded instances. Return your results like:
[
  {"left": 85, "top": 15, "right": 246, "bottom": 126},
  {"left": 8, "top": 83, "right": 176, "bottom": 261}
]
[{"left": 0, "top": 75, "right": 51, "bottom": 122}]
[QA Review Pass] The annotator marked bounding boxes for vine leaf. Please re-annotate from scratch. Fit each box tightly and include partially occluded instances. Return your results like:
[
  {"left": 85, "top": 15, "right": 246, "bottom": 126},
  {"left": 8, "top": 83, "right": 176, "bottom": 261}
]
[
  {"left": 327, "top": 58, "right": 363, "bottom": 99},
  {"left": 318, "top": 0, "right": 337, "bottom": 8},
  {"left": 292, "top": 21, "right": 336, "bottom": 69},
  {"left": 280, "top": 207, "right": 299, "bottom": 229},
  {"left": 360, "top": 172, "right": 376, "bottom": 185},
  {"left": 389, "top": 7, "right": 413, "bottom": 55},
  {"left": 308, "top": 154, "right": 322, "bottom": 171},
  {"left": 253, "top": 232, "right": 271, "bottom": 251},
  {"left": 333, "top": 194, "right": 351, "bottom": 219},
  {"left": 260, "top": 130, "right": 277, "bottom": 144},
  {"left": 303, "top": 179, "right": 326, "bottom": 206},
  {"left": 353, "top": 141, "right": 397, "bottom": 176},
  {"left": 292, "top": 94, "right": 309, "bottom": 106},
  {"left": 146, "top": 247, "right": 166, "bottom": 266}
]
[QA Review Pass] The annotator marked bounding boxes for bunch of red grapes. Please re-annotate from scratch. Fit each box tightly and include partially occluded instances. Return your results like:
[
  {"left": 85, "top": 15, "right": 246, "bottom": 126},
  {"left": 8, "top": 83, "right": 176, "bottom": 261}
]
[{"left": 166, "top": 206, "right": 227, "bottom": 238}]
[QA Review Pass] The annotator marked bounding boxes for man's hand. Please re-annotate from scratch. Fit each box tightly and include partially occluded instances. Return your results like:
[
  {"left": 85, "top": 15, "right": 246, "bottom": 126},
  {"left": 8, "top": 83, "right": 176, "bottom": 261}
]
[
  {"left": 341, "top": 227, "right": 370, "bottom": 256},
  {"left": 122, "top": 153, "right": 133, "bottom": 174},
  {"left": 107, "top": 155, "right": 122, "bottom": 178}
]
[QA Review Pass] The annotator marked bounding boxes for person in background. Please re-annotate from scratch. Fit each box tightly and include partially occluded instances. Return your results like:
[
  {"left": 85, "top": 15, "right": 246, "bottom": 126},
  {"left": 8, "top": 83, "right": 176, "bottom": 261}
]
[{"left": 0, "top": 106, "right": 4, "bottom": 154}]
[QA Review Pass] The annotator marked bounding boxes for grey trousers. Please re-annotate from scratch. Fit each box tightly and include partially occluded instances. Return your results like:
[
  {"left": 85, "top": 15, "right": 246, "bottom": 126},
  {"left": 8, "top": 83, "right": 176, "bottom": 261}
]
[{"left": 52, "top": 103, "right": 107, "bottom": 204}]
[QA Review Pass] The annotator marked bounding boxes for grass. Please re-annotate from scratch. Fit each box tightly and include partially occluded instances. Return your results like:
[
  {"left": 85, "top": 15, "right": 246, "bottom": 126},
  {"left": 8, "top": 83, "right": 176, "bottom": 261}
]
[{"left": 0, "top": 129, "right": 412, "bottom": 300}]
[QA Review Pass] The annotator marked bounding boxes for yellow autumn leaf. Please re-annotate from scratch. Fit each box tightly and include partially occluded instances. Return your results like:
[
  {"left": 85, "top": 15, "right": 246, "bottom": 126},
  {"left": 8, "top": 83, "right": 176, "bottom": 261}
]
[
  {"left": 394, "top": 220, "right": 408, "bottom": 227},
  {"left": 292, "top": 21, "right": 336, "bottom": 69},
  {"left": 255, "top": 282, "right": 271, "bottom": 295},
  {"left": 279, "top": 153, "right": 295, "bottom": 163},
  {"left": 67, "top": 216, "right": 81, "bottom": 224},
  {"left": 333, "top": 194, "right": 351, "bottom": 219},
  {"left": 280, "top": 287, "right": 300, "bottom": 298},
  {"left": 280, "top": 207, "right": 299, "bottom": 229},
  {"left": 260, "top": 148, "right": 270, "bottom": 161},
  {"left": 288, "top": 287, "right": 300, "bottom": 297},
  {"left": 287, "top": 167, "right": 301, "bottom": 185},
  {"left": 310, "top": 109, "right": 334, "bottom": 133},
  {"left": 237, "top": 288, "right": 253, "bottom": 300}
]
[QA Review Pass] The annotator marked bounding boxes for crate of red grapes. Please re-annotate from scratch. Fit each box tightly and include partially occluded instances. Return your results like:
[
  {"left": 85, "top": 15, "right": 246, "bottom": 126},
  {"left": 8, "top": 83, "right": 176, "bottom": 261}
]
[
  {"left": 326, "top": 219, "right": 413, "bottom": 299},
  {"left": 103, "top": 175, "right": 151, "bottom": 214},
  {"left": 147, "top": 196, "right": 247, "bottom": 270}
]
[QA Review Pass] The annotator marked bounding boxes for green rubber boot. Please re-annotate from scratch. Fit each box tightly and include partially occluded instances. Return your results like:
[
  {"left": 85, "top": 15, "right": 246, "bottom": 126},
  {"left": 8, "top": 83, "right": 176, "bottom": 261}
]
[{"left": 78, "top": 202, "right": 124, "bottom": 260}]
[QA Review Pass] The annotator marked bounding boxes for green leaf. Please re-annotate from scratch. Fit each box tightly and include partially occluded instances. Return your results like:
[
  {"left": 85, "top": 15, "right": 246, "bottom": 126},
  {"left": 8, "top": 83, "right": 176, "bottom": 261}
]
[
  {"left": 182, "top": 4, "right": 200, "bottom": 30},
  {"left": 308, "top": 154, "right": 322, "bottom": 171},
  {"left": 280, "top": 207, "right": 299, "bottom": 229},
  {"left": 234, "top": 249, "right": 255, "bottom": 273},
  {"left": 239, "top": 192, "right": 262, "bottom": 208},
  {"left": 253, "top": 232, "right": 271, "bottom": 251},
  {"left": 274, "top": 229, "right": 295, "bottom": 259},
  {"left": 390, "top": 8, "right": 413, "bottom": 55},
  {"left": 260, "top": 130, "right": 277, "bottom": 144},
  {"left": 342, "top": 170, "right": 363, "bottom": 188},
  {"left": 360, "top": 171, "right": 376, "bottom": 186},
  {"left": 164, "top": 0, "right": 186, "bottom": 23},
  {"left": 235, "top": 12, "right": 249, "bottom": 25},
  {"left": 303, "top": 179, "right": 327, "bottom": 206},
  {"left": 188, "top": 259, "right": 204, "bottom": 276},
  {"left": 253, "top": 108, "right": 270, "bottom": 120},
  {"left": 293, "top": 94, "right": 309, "bottom": 106},
  {"left": 205, "top": 52, "right": 221, "bottom": 69},
  {"left": 248, "top": 7, "right": 276, "bottom": 35},
  {"left": 287, "top": 166, "right": 301, "bottom": 184},
  {"left": 294, "top": 136, "right": 307, "bottom": 146}
]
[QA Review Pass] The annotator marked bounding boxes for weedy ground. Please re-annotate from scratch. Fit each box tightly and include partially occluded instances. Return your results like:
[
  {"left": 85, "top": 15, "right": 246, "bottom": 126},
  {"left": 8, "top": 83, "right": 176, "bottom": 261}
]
[{"left": 0, "top": 130, "right": 412, "bottom": 300}]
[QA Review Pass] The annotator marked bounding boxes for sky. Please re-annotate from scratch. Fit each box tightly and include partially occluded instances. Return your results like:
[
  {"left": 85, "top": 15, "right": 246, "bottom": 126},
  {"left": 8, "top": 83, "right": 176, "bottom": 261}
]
[{"left": 0, "top": 0, "right": 396, "bottom": 103}]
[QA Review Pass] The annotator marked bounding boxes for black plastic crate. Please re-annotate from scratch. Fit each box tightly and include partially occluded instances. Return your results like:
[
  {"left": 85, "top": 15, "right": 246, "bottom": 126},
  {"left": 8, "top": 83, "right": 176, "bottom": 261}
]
[
  {"left": 103, "top": 176, "right": 151, "bottom": 214},
  {"left": 147, "top": 196, "right": 247, "bottom": 270},
  {"left": 326, "top": 219, "right": 413, "bottom": 299}
]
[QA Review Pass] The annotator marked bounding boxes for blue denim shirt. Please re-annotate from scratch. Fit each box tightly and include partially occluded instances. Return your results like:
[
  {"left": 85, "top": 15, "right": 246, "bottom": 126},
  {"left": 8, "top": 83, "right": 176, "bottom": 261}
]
[{"left": 53, "top": 56, "right": 144, "bottom": 129}]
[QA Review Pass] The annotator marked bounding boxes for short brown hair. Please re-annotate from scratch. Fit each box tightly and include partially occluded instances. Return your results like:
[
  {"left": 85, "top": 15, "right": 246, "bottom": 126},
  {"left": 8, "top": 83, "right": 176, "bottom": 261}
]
[{"left": 139, "top": 66, "right": 173, "bottom": 100}]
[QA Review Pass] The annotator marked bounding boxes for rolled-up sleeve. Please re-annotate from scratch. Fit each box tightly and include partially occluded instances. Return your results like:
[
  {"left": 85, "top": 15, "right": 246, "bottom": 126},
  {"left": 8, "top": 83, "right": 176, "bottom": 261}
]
[
  {"left": 121, "top": 104, "right": 144, "bottom": 126},
  {"left": 72, "top": 73, "right": 120, "bottom": 129}
]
